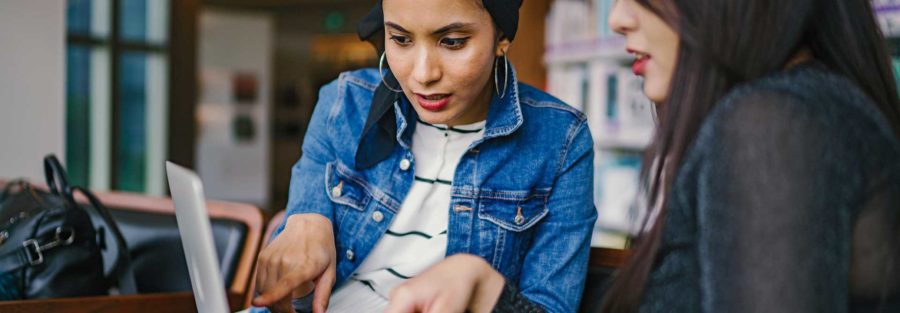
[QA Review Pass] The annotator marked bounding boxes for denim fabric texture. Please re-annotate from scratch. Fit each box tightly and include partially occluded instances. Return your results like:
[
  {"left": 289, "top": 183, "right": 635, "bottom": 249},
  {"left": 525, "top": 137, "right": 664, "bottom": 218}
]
[{"left": 253, "top": 66, "right": 597, "bottom": 313}]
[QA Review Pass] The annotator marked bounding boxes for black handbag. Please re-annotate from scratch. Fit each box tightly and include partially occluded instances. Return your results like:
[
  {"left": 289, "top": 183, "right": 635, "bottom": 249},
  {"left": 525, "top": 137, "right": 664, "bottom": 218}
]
[{"left": 0, "top": 155, "right": 136, "bottom": 300}]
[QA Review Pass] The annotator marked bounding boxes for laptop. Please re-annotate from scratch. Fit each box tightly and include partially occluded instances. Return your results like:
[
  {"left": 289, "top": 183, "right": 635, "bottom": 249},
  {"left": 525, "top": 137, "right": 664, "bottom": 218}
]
[{"left": 166, "top": 161, "right": 232, "bottom": 313}]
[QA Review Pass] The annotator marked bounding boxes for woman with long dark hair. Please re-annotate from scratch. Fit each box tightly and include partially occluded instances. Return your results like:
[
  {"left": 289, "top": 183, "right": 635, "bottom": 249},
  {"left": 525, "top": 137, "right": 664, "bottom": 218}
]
[{"left": 385, "top": 0, "right": 900, "bottom": 312}]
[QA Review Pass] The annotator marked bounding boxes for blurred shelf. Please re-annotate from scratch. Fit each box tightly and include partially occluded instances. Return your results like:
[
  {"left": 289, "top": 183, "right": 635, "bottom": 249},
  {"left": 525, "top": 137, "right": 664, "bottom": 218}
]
[
  {"left": 591, "top": 228, "right": 629, "bottom": 249},
  {"left": 594, "top": 128, "right": 653, "bottom": 151},
  {"left": 545, "top": 36, "right": 631, "bottom": 65},
  {"left": 596, "top": 138, "right": 650, "bottom": 151},
  {"left": 877, "top": 4, "right": 900, "bottom": 37},
  {"left": 876, "top": 3, "right": 900, "bottom": 14}
]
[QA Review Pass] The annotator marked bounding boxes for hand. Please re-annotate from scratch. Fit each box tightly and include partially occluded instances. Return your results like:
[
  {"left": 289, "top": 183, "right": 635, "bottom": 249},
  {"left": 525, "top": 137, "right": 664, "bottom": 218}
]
[
  {"left": 385, "top": 254, "right": 506, "bottom": 313},
  {"left": 252, "top": 214, "right": 337, "bottom": 313}
]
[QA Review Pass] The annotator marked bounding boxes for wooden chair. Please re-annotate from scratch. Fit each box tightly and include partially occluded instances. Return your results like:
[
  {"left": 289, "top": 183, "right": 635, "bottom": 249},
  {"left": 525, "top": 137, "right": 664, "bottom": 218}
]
[
  {"left": 90, "top": 191, "right": 263, "bottom": 301},
  {"left": 0, "top": 179, "right": 264, "bottom": 306},
  {"left": 588, "top": 247, "right": 631, "bottom": 268}
]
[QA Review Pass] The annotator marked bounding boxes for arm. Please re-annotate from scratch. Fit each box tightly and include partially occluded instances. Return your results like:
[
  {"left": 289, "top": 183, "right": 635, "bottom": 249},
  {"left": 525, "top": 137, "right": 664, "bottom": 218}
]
[
  {"left": 515, "top": 120, "right": 597, "bottom": 312},
  {"left": 692, "top": 91, "right": 853, "bottom": 312},
  {"left": 252, "top": 80, "right": 343, "bottom": 313},
  {"left": 385, "top": 254, "right": 543, "bottom": 313},
  {"left": 279, "top": 80, "right": 342, "bottom": 227}
]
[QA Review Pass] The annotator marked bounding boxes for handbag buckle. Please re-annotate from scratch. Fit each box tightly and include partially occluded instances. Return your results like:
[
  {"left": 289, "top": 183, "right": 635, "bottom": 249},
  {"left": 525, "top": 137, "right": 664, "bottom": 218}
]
[
  {"left": 22, "top": 227, "right": 76, "bottom": 266},
  {"left": 22, "top": 239, "right": 43, "bottom": 266}
]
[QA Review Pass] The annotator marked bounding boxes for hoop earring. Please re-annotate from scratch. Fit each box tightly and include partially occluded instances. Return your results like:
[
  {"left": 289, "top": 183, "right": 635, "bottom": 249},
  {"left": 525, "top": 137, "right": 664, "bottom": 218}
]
[
  {"left": 494, "top": 51, "right": 509, "bottom": 99},
  {"left": 379, "top": 52, "right": 403, "bottom": 93}
]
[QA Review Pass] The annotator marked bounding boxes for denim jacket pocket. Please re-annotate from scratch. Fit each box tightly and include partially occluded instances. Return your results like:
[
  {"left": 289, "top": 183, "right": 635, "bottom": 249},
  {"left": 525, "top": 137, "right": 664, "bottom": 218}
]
[
  {"left": 475, "top": 190, "right": 550, "bottom": 277},
  {"left": 325, "top": 161, "right": 373, "bottom": 226},
  {"left": 477, "top": 191, "right": 550, "bottom": 232}
]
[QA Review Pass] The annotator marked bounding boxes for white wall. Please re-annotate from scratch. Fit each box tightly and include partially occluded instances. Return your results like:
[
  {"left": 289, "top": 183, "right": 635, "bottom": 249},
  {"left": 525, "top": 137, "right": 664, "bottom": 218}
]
[
  {"left": 197, "top": 9, "right": 273, "bottom": 207},
  {"left": 0, "top": 1, "right": 66, "bottom": 182}
]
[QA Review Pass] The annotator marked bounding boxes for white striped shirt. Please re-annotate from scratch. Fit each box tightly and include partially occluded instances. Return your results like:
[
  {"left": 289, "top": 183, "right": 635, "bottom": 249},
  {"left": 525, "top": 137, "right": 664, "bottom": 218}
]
[{"left": 327, "top": 119, "right": 485, "bottom": 312}]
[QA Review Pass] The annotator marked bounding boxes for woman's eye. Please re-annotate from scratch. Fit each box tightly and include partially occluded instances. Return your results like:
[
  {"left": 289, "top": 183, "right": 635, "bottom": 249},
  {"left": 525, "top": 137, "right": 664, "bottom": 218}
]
[
  {"left": 441, "top": 37, "right": 469, "bottom": 49},
  {"left": 390, "top": 35, "right": 411, "bottom": 46}
]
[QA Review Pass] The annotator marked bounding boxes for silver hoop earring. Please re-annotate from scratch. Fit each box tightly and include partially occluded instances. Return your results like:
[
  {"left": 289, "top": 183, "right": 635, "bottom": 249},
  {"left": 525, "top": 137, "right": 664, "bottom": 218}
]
[
  {"left": 494, "top": 51, "right": 509, "bottom": 99},
  {"left": 379, "top": 52, "right": 403, "bottom": 93}
]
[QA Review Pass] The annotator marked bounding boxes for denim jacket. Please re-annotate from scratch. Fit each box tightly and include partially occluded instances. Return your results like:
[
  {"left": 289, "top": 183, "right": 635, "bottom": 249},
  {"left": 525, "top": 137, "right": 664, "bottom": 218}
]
[{"left": 268, "top": 67, "right": 596, "bottom": 312}]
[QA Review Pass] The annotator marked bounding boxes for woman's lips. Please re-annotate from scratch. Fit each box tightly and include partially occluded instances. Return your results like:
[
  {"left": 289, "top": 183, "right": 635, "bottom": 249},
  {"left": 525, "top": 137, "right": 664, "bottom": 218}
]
[
  {"left": 627, "top": 48, "right": 651, "bottom": 76},
  {"left": 632, "top": 57, "right": 649, "bottom": 76},
  {"left": 415, "top": 93, "right": 451, "bottom": 112}
]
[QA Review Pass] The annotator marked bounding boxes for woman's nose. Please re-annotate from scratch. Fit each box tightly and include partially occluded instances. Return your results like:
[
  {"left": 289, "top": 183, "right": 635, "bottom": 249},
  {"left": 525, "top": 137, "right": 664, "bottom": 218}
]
[
  {"left": 412, "top": 48, "right": 442, "bottom": 87},
  {"left": 609, "top": 0, "right": 637, "bottom": 35}
]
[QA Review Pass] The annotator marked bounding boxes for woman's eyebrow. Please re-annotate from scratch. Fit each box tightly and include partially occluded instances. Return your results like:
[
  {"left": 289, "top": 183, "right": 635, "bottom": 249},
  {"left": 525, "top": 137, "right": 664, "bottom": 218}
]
[
  {"left": 384, "top": 21, "right": 475, "bottom": 35},
  {"left": 432, "top": 22, "right": 475, "bottom": 35},
  {"left": 385, "top": 22, "right": 411, "bottom": 33}
]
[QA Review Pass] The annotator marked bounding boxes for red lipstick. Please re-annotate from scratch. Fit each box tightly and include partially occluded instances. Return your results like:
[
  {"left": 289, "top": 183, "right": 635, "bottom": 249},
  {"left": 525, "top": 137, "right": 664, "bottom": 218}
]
[
  {"left": 415, "top": 93, "right": 451, "bottom": 112},
  {"left": 627, "top": 48, "right": 651, "bottom": 76}
]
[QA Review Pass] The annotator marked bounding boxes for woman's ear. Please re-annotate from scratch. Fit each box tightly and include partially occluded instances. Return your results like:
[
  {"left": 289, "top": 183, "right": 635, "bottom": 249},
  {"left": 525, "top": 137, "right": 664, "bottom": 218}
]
[{"left": 496, "top": 38, "right": 511, "bottom": 57}]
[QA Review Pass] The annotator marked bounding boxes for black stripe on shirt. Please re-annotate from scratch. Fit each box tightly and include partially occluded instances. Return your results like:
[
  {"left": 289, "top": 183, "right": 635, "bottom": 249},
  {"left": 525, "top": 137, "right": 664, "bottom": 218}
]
[
  {"left": 385, "top": 229, "right": 449, "bottom": 240},
  {"left": 386, "top": 229, "right": 433, "bottom": 239},
  {"left": 356, "top": 279, "right": 377, "bottom": 292},
  {"left": 414, "top": 176, "right": 452, "bottom": 185},
  {"left": 386, "top": 268, "right": 412, "bottom": 280},
  {"left": 416, "top": 117, "right": 483, "bottom": 134}
]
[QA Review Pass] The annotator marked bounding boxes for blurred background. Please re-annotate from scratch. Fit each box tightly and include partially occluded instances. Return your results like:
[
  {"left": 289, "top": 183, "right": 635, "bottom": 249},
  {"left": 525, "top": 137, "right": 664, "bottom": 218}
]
[{"left": 1, "top": 0, "right": 898, "bottom": 249}]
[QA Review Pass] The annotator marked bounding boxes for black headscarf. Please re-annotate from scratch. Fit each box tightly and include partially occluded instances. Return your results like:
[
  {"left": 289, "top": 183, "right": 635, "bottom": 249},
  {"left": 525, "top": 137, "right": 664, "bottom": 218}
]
[
  {"left": 354, "top": 0, "right": 524, "bottom": 169},
  {"left": 357, "top": 0, "right": 523, "bottom": 50}
]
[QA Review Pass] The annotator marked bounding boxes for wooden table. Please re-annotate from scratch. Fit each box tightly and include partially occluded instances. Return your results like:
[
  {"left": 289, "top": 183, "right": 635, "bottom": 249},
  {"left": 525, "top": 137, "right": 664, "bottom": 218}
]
[
  {"left": 589, "top": 247, "right": 631, "bottom": 268},
  {"left": 0, "top": 292, "right": 244, "bottom": 313}
]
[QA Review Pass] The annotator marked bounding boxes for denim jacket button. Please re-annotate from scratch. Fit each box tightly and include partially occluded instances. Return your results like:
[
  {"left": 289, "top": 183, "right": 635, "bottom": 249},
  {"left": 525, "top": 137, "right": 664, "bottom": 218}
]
[
  {"left": 399, "top": 159, "right": 411, "bottom": 171},
  {"left": 331, "top": 181, "right": 343, "bottom": 198},
  {"left": 346, "top": 249, "right": 354, "bottom": 261},
  {"left": 372, "top": 211, "right": 384, "bottom": 222},
  {"left": 514, "top": 206, "right": 525, "bottom": 225}
]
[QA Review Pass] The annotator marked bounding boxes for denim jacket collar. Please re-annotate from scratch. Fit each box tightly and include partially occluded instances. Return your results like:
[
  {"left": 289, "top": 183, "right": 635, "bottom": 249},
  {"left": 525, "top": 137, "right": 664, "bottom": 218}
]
[
  {"left": 356, "top": 64, "right": 522, "bottom": 169},
  {"left": 392, "top": 64, "right": 523, "bottom": 149}
]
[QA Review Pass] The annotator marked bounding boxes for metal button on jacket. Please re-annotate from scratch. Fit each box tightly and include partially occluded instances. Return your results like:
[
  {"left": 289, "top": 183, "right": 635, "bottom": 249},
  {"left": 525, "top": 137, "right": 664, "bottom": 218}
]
[
  {"left": 514, "top": 206, "right": 526, "bottom": 225},
  {"left": 399, "top": 159, "right": 411, "bottom": 171},
  {"left": 372, "top": 211, "right": 384, "bottom": 222},
  {"left": 332, "top": 181, "right": 343, "bottom": 198}
]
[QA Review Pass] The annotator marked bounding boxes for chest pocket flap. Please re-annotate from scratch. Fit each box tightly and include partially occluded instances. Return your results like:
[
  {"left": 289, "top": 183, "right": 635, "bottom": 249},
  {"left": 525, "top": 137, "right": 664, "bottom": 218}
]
[
  {"left": 477, "top": 190, "right": 550, "bottom": 232},
  {"left": 325, "top": 162, "right": 371, "bottom": 211}
]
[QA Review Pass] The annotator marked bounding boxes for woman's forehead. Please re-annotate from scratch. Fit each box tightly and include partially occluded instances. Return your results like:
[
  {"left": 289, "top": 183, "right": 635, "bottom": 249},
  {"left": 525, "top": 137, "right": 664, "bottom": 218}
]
[{"left": 382, "top": 0, "right": 491, "bottom": 31}]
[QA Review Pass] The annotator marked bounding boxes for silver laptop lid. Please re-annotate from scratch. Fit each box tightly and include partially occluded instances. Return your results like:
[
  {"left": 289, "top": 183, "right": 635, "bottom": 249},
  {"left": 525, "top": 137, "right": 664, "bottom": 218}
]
[{"left": 166, "top": 161, "right": 231, "bottom": 313}]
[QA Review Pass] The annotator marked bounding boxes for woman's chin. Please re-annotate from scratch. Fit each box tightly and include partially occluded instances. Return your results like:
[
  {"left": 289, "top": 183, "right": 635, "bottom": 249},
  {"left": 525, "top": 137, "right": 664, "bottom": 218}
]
[
  {"left": 643, "top": 85, "right": 668, "bottom": 104},
  {"left": 415, "top": 110, "right": 454, "bottom": 125}
]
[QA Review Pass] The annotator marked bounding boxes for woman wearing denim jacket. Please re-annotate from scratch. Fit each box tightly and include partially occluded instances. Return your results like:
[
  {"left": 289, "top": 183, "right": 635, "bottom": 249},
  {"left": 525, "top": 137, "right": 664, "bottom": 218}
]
[{"left": 251, "top": 1, "right": 597, "bottom": 312}]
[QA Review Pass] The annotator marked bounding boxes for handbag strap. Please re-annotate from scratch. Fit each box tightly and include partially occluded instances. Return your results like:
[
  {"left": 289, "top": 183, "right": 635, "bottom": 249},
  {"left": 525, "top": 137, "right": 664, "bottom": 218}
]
[
  {"left": 43, "top": 155, "right": 74, "bottom": 204},
  {"left": 70, "top": 187, "right": 137, "bottom": 295}
]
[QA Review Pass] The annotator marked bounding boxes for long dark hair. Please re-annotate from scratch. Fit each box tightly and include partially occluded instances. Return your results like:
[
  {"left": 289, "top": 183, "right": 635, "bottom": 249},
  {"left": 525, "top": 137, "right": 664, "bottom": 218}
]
[{"left": 601, "top": 0, "right": 900, "bottom": 312}]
